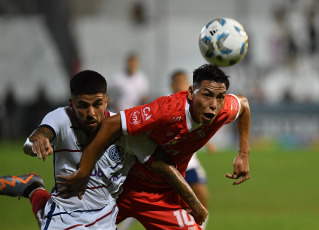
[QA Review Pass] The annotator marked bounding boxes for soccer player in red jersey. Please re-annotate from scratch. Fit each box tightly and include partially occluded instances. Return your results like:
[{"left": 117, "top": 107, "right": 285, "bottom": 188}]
[{"left": 59, "top": 64, "right": 251, "bottom": 230}]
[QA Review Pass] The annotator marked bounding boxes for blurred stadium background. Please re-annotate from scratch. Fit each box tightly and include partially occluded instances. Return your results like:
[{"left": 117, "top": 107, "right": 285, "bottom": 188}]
[{"left": 0, "top": 0, "right": 318, "bottom": 229}]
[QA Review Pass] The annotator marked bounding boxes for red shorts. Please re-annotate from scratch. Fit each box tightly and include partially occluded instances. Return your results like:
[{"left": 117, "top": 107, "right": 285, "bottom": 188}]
[{"left": 116, "top": 179, "right": 202, "bottom": 230}]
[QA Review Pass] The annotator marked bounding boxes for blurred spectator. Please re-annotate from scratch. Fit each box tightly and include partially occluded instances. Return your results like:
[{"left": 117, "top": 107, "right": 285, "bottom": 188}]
[
  {"left": 265, "top": 0, "right": 319, "bottom": 104},
  {"left": 1, "top": 87, "right": 19, "bottom": 140},
  {"left": 109, "top": 53, "right": 149, "bottom": 112},
  {"left": 250, "top": 82, "right": 265, "bottom": 105},
  {"left": 29, "top": 87, "right": 53, "bottom": 129},
  {"left": 130, "top": 1, "right": 148, "bottom": 26},
  {"left": 269, "top": 6, "right": 288, "bottom": 65},
  {"left": 307, "top": 0, "right": 318, "bottom": 54}
]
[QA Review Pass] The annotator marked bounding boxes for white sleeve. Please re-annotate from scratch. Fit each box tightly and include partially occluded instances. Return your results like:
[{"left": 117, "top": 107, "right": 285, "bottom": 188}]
[
  {"left": 116, "top": 133, "right": 156, "bottom": 163},
  {"left": 39, "top": 107, "right": 70, "bottom": 146}
]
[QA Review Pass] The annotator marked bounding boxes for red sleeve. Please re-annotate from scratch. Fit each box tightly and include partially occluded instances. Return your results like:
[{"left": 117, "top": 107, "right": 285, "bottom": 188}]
[
  {"left": 223, "top": 94, "right": 241, "bottom": 124},
  {"left": 120, "top": 97, "right": 165, "bottom": 136}
]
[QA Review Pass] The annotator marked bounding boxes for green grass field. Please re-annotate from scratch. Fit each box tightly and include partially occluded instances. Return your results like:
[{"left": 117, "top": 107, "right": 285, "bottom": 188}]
[{"left": 0, "top": 140, "right": 318, "bottom": 229}]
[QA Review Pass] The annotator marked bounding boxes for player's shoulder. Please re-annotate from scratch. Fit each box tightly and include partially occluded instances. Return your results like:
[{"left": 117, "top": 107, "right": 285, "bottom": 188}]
[
  {"left": 157, "top": 91, "right": 187, "bottom": 107},
  {"left": 225, "top": 94, "right": 240, "bottom": 106},
  {"left": 46, "top": 107, "right": 69, "bottom": 119},
  {"left": 218, "top": 94, "right": 241, "bottom": 120},
  {"left": 40, "top": 107, "right": 72, "bottom": 132}
]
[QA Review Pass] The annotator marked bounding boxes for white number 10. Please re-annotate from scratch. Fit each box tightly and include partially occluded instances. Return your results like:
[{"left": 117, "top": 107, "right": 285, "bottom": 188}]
[{"left": 173, "top": 210, "right": 195, "bottom": 227}]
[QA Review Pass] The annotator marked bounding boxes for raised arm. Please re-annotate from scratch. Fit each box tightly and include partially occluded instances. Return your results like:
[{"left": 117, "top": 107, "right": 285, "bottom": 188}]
[
  {"left": 23, "top": 126, "right": 55, "bottom": 162},
  {"left": 57, "top": 114, "right": 122, "bottom": 198},
  {"left": 226, "top": 95, "right": 251, "bottom": 185},
  {"left": 148, "top": 150, "right": 208, "bottom": 226}
]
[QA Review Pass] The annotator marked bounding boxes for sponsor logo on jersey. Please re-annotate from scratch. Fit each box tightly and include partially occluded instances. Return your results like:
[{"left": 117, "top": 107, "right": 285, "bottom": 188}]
[
  {"left": 130, "top": 110, "right": 141, "bottom": 124},
  {"left": 108, "top": 145, "right": 125, "bottom": 162},
  {"left": 142, "top": 107, "right": 152, "bottom": 121},
  {"left": 111, "top": 175, "right": 120, "bottom": 182},
  {"left": 170, "top": 116, "right": 182, "bottom": 122},
  {"left": 130, "top": 107, "right": 152, "bottom": 125}
]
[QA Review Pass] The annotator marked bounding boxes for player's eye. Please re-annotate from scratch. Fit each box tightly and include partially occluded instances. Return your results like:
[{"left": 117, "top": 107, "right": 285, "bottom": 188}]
[
  {"left": 217, "top": 95, "right": 225, "bottom": 100},
  {"left": 94, "top": 102, "right": 102, "bottom": 108},
  {"left": 77, "top": 104, "right": 88, "bottom": 109},
  {"left": 203, "top": 93, "right": 213, "bottom": 98}
]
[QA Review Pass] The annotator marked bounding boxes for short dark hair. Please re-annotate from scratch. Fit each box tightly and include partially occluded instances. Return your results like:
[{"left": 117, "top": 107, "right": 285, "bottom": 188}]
[
  {"left": 70, "top": 70, "right": 107, "bottom": 96},
  {"left": 193, "top": 64, "right": 230, "bottom": 90}
]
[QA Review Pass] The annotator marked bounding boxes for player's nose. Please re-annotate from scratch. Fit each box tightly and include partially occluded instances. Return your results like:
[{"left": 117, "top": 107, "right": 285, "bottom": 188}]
[
  {"left": 87, "top": 106, "right": 95, "bottom": 117},
  {"left": 209, "top": 98, "right": 217, "bottom": 110}
]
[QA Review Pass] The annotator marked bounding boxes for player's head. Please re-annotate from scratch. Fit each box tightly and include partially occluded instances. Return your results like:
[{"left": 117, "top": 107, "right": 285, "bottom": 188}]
[
  {"left": 70, "top": 70, "right": 107, "bottom": 96},
  {"left": 192, "top": 64, "right": 230, "bottom": 90},
  {"left": 69, "top": 70, "right": 108, "bottom": 135},
  {"left": 170, "top": 70, "right": 190, "bottom": 93},
  {"left": 188, "top": 64, "right": 230, "bottom": 125}
]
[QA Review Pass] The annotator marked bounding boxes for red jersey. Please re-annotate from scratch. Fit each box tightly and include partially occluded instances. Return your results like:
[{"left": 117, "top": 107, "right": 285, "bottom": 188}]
[{"left": 120, "top": 91, "right": 240, "bottom": 188}]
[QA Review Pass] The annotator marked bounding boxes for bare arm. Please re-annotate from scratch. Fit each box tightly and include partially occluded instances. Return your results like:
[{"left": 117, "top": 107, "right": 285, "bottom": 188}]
[
  {"left": 77, "top": 114, "right": 122, "bottom": 178},
  {"left": 148, "top": 150, "right": 208, "bottom": 226},
  {"left": 57, "top": 114, "right": 122, "bottom": 198},
  {"left": 226, "top": 95, "right": 251, "bottom": 185},
  {"left": 23, "top": 126, "right": 55, "bottom": 162}
]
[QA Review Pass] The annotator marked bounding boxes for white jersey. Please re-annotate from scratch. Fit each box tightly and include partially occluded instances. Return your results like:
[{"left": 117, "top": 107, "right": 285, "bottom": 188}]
[{"left": 40, "top": 107, "right": 156, "bottom": 229}]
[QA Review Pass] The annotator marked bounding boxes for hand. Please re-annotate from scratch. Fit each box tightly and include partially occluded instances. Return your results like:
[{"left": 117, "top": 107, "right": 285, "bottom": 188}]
[
  {"left": 187, "top": 206, "right": 208, "bottom": 226},
  {"left": 56, "top": 170, "right": 89, "bottom": 199},
  {"left": 32, "top": 137, "right": 53, "bottom": 162},
  {"left": 226, "top": 151, "right": 250, "bottom": 185}
]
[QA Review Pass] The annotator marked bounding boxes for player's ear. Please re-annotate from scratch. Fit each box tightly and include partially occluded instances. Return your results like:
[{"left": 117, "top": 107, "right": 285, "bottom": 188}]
[
  {"left": 104, "top": 95, "right": 108, "bottom": 109},
  {"left": 188, "top": 86, "right": 194, "bottom": 101},
  {"left": 68, "top": 98, "right": 74, "bottom": 109}
]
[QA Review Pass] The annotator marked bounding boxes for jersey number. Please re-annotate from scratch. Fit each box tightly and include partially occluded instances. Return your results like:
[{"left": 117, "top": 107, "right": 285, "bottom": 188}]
[{"left": 173, "top": 210, "right": 195, "bottom": 227}]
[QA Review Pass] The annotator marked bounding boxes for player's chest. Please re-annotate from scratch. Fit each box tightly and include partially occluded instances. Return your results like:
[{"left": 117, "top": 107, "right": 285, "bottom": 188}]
[{"left": 158, "top": 125, "right": 216, "bottom": 156}]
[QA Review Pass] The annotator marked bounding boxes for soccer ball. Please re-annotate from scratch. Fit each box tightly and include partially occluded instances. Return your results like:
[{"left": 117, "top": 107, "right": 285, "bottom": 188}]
[{"left": 199, "top": 18, "right": 248, "bottom": 67}]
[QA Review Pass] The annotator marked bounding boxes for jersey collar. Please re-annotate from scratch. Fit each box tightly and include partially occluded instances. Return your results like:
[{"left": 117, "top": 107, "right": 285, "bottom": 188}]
[{"left": 185, "top": 100, "right": 202, "bottom": 132}]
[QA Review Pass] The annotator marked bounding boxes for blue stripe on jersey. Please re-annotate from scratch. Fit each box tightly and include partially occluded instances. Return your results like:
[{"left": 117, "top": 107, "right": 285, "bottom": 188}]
[
  {"left": 44, "top": 207, "right": 105, "bottom": 218},
  {"left": 43, "top": 201, "right": 56, "bottom": 230}
]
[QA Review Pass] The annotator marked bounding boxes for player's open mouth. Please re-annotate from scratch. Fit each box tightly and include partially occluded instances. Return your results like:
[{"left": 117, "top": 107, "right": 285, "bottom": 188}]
[
  {"left": 87, "top": 121, "right": 97, "bottom": 127},
  {"left": 203, "top": 113, "right": 215, "bottom": 120}
]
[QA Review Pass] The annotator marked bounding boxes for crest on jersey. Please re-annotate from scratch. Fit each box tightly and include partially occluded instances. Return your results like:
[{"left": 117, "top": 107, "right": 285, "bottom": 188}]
[{"left": 108, "top": 145, "right": 125, "bottom": 162}]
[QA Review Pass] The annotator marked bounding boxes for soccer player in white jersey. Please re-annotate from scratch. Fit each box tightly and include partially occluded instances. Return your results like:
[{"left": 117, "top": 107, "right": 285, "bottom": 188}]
[{"left": 1, "top": 70, "right": 207, "bottom": 229}]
